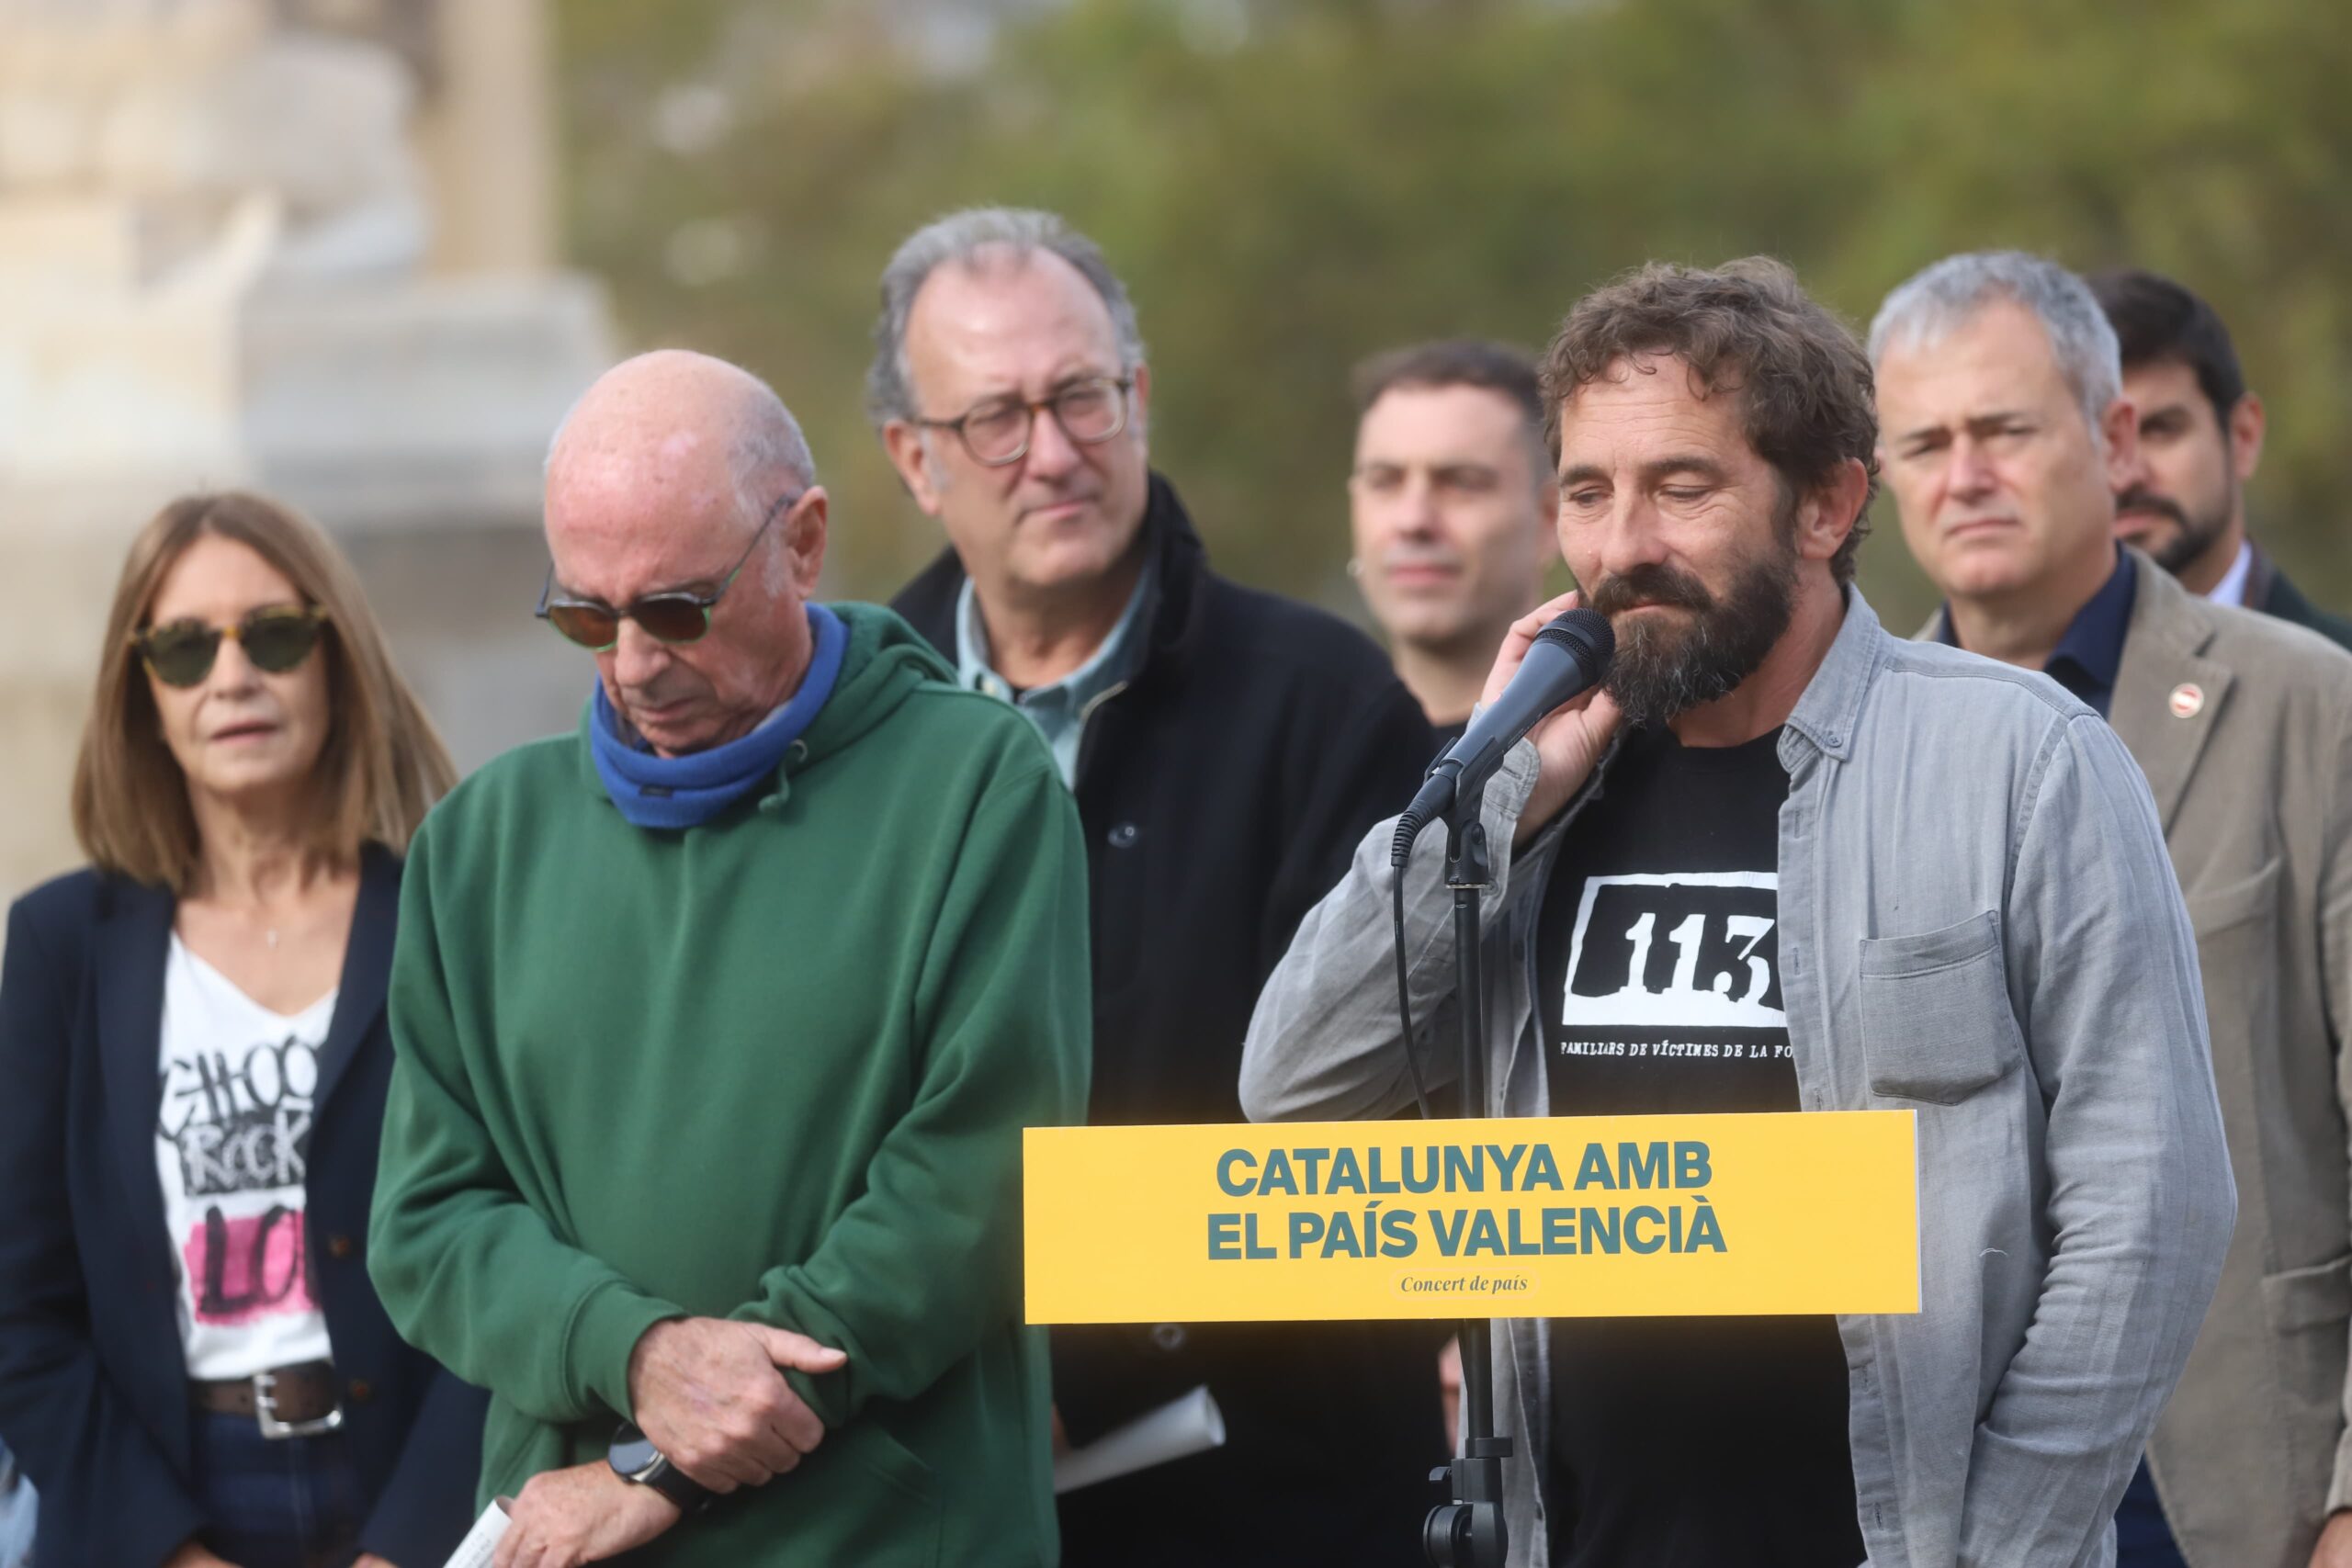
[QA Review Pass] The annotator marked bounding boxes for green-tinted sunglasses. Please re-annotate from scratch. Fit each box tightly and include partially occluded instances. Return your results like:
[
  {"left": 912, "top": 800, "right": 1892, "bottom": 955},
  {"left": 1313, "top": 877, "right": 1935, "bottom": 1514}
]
[
  {"left": 131, "top": 604, "right": 329, "bottom": 688},
  {"left": 536, "top": 490, "right": 799, "bottom": 652}
]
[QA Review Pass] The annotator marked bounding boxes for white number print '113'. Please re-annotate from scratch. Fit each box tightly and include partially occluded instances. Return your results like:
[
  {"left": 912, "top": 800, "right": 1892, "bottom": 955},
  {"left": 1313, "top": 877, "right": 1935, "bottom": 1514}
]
[{"left": 1561, "top": 873, "right": 1784, "bottom": 1029}]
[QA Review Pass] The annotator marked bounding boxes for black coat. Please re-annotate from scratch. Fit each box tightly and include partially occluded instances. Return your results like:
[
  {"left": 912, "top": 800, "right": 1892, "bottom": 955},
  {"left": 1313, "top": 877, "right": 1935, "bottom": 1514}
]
[
  {"left": 897, "top": 474, "right": 1450, "bottom": 1567},
  {"left": 2250, "top": 547, "right": 2352, "bottom": 653},
  {"left": 0, "top": 846, "right": 485, "bottom": 1568}
]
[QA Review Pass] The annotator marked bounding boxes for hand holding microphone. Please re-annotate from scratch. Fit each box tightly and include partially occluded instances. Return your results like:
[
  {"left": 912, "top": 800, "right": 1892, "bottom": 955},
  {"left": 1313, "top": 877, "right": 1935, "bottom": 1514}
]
[
  {"left": 1484, "top": 591, "right": 1623, "bottom": 847},
  {"left": 1395, "top": 593, "right": 1618, "bottom": 863}
]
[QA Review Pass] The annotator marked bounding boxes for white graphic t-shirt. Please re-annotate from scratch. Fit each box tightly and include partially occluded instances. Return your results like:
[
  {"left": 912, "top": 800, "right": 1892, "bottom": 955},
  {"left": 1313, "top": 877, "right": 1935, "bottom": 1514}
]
[{"left": 154, "top": 935, "right": 337, "bottom": 1380}]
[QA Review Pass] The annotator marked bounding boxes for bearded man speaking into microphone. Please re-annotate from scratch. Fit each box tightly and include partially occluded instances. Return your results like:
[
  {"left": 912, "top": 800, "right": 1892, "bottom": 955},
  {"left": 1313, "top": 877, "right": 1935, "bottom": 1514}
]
[{"left": 1240, "top": 259, "right": 2233, "bottom": 1568}]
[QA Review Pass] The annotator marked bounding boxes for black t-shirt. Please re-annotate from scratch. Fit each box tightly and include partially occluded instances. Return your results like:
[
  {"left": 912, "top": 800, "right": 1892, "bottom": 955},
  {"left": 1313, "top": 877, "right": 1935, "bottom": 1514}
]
[{"left": 1534, "top": 724, "right": 1862, "bottom": 1568}]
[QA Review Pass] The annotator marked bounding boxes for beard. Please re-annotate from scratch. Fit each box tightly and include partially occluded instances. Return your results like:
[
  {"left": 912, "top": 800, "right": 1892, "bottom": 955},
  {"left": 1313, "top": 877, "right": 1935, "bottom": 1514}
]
[
  {"left": 1588, "top": 514, "right": 1801, "bottom": 730},
  {"left": 2116, "top": 483, "right": 2233, "bottom": 577}
]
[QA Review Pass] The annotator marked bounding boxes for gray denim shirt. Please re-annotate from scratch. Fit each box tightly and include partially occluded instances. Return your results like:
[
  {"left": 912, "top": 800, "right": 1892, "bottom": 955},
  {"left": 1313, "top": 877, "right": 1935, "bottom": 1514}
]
[{"left": 1239, "top": 590, "right": 2235, "bottom": 1568}]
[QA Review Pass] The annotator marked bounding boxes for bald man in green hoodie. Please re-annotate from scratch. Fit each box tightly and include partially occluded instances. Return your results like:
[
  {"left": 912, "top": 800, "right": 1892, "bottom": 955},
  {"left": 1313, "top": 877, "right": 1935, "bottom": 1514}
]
[{"left": 368, "top": 351, "right": 1092, "bottom": 1568}]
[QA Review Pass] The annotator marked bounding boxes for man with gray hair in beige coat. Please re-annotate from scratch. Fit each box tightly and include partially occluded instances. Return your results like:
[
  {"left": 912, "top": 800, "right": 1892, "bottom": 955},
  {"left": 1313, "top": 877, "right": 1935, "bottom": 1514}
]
[{"left": 1876, "top": 248, "right": 2352, "bottom": 1568}]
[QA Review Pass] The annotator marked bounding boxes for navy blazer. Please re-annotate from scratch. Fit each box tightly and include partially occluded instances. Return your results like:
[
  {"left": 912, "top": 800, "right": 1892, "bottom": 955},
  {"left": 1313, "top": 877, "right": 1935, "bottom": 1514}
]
[{"left": 0, "top": 845, "right": 484, "bottom": 1568}]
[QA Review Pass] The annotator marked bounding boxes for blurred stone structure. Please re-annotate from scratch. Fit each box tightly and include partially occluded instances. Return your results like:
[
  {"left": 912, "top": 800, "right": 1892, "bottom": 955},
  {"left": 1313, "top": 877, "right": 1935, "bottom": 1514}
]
[{"left": 0, "top": 0, "right": 611, "bottom": 908}]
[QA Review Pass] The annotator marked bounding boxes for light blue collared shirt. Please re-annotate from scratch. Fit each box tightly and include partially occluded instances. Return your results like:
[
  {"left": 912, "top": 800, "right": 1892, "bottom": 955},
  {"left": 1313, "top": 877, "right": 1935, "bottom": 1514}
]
[{"left": 956, "top": 558, "right": 1157, "bottom": 788}]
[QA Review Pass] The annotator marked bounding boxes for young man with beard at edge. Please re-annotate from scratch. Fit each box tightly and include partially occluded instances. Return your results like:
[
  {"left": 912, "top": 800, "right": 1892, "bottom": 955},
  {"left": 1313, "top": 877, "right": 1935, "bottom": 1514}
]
[
  {"left": 2087, "top": 266, "right": 2352, "bottom": 651},
  {"left": 1241, "top": 258, "right": 2233, "bottom": 1568}
]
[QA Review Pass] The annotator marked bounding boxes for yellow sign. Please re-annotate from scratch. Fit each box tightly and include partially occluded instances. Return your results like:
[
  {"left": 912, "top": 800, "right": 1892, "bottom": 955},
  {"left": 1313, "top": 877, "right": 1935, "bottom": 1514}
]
[{"left": 1025, "top": 1112, "right": 1917, "bottom": 1323}]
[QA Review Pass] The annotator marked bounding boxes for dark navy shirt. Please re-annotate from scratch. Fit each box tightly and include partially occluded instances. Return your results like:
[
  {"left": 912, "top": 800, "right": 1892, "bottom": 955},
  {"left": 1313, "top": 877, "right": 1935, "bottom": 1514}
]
[{"left": 1940, "top": 548, "right": 2136, "bottom": 718}]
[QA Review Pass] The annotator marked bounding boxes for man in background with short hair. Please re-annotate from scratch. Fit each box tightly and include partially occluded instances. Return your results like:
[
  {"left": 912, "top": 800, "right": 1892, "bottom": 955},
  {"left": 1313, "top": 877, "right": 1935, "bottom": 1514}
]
[
  {"left": 1346, "top": 340, "right": 1556, "bottom": 1432},
  {"left": 1348, "top": 340, "right": 1557, "bottom": 742},
  {"left": 2088, "top": 265, "right": 2352, "bottom": 650},
  {"left": 1875, "top": 249, "right": 2352, "bottom": 1568}
]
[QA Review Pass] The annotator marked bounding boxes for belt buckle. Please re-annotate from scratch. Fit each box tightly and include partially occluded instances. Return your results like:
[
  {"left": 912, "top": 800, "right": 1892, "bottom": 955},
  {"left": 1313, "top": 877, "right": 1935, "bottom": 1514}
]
[{"left": 253, "top": 1369, "right": 343, "bottom": 1440}]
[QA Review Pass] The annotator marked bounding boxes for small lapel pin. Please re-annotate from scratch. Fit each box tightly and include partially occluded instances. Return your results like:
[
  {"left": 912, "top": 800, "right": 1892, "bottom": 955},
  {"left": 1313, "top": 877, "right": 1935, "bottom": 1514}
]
[{"left": 2167, "top": 682, "right": 2205, "bottom": 719}]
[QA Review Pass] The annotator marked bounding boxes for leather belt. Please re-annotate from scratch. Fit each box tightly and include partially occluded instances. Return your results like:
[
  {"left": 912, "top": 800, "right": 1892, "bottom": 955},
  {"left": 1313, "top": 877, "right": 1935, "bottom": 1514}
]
[{"left": 190, "top": 1361, "right": 344, "bottom": 1438}]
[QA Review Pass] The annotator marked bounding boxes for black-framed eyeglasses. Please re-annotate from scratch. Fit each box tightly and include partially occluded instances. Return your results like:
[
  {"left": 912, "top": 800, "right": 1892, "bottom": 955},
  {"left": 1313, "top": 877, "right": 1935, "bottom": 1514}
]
[
  {"left": 915, "top": 376, "right": 1134, "bottom": 468},
  {"left": 130, "top": 604, "right": 329, "bottom": 688},
  {"left": 536, "top": 490, "right": 800, "bottom": 651}
]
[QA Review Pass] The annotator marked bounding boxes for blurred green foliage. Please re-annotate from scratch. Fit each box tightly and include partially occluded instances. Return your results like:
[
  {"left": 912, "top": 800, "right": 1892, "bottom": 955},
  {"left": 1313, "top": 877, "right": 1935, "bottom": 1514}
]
[{"left": 559, "top": 0, "right": 2352, "bottom": 633}]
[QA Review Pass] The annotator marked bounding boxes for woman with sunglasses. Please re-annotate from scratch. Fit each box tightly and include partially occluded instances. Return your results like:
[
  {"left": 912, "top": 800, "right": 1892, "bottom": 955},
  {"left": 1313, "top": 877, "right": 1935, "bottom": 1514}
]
[{"left": 0, "top": 492, "right": 485, "bottom": 1568}]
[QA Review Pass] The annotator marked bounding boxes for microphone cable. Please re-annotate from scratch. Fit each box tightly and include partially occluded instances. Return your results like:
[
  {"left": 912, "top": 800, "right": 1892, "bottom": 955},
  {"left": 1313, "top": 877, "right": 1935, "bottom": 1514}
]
[{"left": 1393, "top": 820, "right": 1438, "bottom": 1122}]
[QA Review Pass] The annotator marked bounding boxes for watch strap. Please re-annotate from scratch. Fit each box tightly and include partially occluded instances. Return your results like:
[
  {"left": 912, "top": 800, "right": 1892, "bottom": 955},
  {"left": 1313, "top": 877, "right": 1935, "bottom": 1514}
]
[{"left": 609, "top": 1423, "right": 716, "bottom": 1516}]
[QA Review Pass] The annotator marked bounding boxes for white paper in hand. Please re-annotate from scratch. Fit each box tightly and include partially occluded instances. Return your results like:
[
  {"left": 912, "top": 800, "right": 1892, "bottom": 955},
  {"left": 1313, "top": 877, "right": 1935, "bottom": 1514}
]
[
  {"left": 440, "top": 1500, "right": 511, "bottom": 1568},
  {"left": 1053, "top": 1385, "right": 1227, "bottom": 1495}
]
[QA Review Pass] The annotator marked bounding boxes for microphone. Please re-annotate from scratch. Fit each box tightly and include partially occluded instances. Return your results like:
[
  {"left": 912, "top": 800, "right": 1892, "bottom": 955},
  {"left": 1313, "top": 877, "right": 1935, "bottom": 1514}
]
[{"left": 1393, "top": 608, "right": 1614, "bottom": 864}]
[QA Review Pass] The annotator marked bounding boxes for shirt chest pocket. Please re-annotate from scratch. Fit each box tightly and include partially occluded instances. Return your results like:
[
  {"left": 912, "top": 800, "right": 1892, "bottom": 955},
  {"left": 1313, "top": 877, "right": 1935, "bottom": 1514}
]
[{"left": 1857, "top": 910, "right": 2025, "bottom": 1104}]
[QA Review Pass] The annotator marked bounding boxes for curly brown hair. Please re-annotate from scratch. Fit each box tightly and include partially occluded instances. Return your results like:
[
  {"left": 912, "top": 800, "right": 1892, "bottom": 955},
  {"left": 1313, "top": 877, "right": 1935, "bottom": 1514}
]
[{"left": 1541, "top": 257, "right": 1881, "bottom": 585}]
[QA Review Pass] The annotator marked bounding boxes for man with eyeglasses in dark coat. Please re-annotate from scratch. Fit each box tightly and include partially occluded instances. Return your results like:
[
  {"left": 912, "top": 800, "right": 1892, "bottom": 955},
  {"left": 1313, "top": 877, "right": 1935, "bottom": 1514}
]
[{"left": 877, "top": 206, "right": 1446, "bottom": 1568}]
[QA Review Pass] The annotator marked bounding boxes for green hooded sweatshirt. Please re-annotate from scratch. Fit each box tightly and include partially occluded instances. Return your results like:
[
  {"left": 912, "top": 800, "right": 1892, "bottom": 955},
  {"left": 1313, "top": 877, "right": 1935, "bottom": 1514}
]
[{"left": 369, "top": 604, "right": 1091, "bottom": 1567}]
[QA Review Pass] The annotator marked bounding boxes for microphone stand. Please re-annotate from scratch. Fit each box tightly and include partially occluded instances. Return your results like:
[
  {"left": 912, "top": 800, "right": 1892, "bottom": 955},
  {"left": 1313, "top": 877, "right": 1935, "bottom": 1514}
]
[
  {"left": 1401, "top": 607, "right": 1610, "bottom": 1564},
  {"left": 1422, "top": 777, "right": 1510, "bottom": 1568}
]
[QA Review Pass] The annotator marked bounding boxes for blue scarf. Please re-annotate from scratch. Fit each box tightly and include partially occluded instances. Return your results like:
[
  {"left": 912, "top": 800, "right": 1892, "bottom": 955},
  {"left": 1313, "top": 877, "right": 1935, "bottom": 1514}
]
[{"left": 588, "top": 604, "right": 847, "bottom": 830}]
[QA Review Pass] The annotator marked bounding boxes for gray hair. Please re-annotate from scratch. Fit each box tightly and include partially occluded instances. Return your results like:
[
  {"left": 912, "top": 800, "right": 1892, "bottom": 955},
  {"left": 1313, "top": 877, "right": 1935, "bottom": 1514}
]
[
  {"left": 1867, "top": 251, "right": 2122, "bottom": 435},
  {"left": 724, "top": 393, "right": 818, "bottom": 532},
  {"left": 865, "top": 207, "right": 1147, "bottom": 427}
]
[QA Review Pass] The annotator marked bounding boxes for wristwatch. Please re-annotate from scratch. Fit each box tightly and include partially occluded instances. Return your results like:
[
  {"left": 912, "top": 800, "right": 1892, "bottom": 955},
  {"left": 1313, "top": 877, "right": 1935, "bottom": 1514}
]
[{"left": 608, "top": 1422, "right": 717, "bottom": 1516}]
